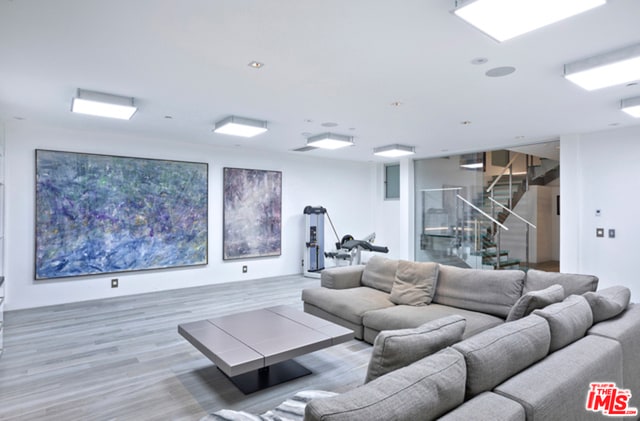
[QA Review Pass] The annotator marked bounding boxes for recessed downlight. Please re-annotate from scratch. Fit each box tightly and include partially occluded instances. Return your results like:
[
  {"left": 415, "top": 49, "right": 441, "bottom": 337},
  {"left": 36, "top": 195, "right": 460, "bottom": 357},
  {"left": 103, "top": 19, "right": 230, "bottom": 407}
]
[
  {"left": 248, "top": 61, "right": 264, "bottom": 69},
  {"left": 471, "top": 57, "right": 488, "bottom": 65},
  {"left": 321, "top": 122, "right": 338, "bottom": 127}
]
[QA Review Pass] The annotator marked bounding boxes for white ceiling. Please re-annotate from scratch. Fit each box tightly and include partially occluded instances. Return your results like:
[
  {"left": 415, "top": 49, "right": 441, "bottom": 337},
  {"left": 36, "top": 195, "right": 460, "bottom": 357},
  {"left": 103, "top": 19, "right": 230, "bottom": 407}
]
[{"left": 1, "top": 0, "right": 639, "bottom": 162}]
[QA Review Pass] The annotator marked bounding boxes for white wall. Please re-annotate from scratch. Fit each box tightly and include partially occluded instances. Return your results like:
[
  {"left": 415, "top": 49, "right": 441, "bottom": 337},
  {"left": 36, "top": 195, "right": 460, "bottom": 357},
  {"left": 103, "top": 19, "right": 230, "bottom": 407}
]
[
  {"left": 560, "top": 126, "right": 640, "bottom": 300},
  {"left": 5, "top": 123, "right": 374, "bottom": 310}
]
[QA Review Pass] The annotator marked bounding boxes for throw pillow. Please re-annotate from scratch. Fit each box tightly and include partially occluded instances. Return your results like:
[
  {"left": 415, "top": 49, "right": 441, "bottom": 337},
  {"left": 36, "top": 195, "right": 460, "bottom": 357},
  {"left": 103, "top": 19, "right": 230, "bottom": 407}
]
[
  {"left": 389, "top": 260, "right": 438, "bottom": 306},
  {"left": 524, "top": 269, "right": 598, "bottom": 297},
  {"left": 506, "top": 284, "right": 565, "bottom": 322},
  {"left": 532, "top": 294, "right": 593, "bottom": 352},
  {"left": 583, "top": 286, "right": 631, "bottom": 323},
  {"left": 365, "top": 314, "right": 466, "bottom": 383},
  {"left": 361, "top": 255, "right": 398, "bottom": 293}
]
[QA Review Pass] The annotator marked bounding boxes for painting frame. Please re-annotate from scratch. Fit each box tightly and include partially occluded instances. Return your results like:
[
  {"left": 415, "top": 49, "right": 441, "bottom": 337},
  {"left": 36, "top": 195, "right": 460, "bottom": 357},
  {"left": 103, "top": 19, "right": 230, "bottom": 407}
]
[
  {"left": 35, "top": 149, "right": 209, "bottom": 280},
  {"left": 223, "top": 167, "right": 282, "bottom": 260}
]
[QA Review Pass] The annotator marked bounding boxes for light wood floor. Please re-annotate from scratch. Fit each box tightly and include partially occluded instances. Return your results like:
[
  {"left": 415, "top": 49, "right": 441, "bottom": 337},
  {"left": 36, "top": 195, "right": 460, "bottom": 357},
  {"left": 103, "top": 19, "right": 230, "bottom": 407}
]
[{"left": 0, "top": 275, "right": 372, "bottom": 421}]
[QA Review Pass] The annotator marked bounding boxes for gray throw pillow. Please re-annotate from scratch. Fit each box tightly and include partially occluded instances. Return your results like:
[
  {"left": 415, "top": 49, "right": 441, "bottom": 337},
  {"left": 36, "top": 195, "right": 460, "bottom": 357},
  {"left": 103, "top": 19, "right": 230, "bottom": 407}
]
[
  {"left": 533, "top": 294, "right": 593, "bottom": 352},
  {"left": 506, "top": 284, "right": 565, "bottom": 322},
  {"left": 524, "top": 269, "right": 598, "bottom": 297},
  {"left": 389, "top": 260, "right": 439, "bottom": 306},
  {"left": 583, "top": 286, "right": 631, "bottom": 323},
  {"left": 365, "top": 315, "right": 466, "bottom": 383},
  {"left": 361, "top": 255, "right": 398, "bottom": 293}
]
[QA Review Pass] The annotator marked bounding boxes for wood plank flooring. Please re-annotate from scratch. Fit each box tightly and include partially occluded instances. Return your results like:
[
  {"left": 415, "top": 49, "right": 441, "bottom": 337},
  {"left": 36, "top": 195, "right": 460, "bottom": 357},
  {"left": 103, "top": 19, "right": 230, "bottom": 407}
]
[{"left": 0, "top": 275, "right": 372, "bottom": 421}]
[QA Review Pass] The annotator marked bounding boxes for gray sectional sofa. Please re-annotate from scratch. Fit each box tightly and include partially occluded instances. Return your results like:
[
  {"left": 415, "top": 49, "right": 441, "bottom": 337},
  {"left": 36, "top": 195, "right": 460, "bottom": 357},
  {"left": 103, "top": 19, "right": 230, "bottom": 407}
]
[{"left": 301, "top": 256, "right": 640, "bottom": 421}]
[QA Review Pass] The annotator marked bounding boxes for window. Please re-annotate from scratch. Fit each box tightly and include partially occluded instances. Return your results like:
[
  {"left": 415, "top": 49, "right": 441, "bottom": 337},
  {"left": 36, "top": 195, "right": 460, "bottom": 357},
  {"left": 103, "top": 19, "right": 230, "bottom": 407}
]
[{"left": 385, "top": 163, "right": 400, "bottom": 199}]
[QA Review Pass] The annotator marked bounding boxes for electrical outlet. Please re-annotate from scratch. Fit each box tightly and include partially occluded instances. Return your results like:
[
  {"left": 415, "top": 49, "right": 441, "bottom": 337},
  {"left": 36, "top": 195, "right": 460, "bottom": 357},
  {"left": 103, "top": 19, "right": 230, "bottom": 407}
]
[
  {"left": 596, "top": 228, "right": 604, "bottom": 238},
  {"left": 242, "top": 265, "right": 248, "bottom": 273},
  {"left": 111, "top": 278, "right": 119, "bottom": 288}
]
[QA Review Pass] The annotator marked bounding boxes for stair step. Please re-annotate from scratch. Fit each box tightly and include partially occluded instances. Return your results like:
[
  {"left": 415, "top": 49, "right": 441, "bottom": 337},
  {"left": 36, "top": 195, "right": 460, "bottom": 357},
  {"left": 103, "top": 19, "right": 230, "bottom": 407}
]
[
  {"left": 473, "top": 250, "right": 509, "bottom": 258},
  {"left": 491, "top": 258, "right": 521, "bottom": 268}
]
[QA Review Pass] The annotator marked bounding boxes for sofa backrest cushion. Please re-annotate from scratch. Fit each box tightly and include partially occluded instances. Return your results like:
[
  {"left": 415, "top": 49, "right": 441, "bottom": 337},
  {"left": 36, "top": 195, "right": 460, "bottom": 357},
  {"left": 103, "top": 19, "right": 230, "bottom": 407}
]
[
  {"left": 389, "top": 260, "right": 439, "bottom": 306},
  {"left": 583, "top": 286, "right": 631, "bottom": 323},
  {"left": 523, "top": 269, "right": 598, "bottom": 297},
  {"left": 365, "top": 314, "right": 465, "bottom": 383},
  {"left": 433, "top": 265, "right": 525, "bottom": 318},
  {"left": 305, "top": 347, "right": 466, "bottom": 421},
  {"left": 361, "top": 256, "right": 398, "bottom": 293},
  {"left": 506, "top": 284, "right": 565, "bottom": 322},
  {"left": 452, "top": 314, "right": 550, "bottom": 399},
  {"left": 532, "top": 294, "right": 593, "bottom": 352}
]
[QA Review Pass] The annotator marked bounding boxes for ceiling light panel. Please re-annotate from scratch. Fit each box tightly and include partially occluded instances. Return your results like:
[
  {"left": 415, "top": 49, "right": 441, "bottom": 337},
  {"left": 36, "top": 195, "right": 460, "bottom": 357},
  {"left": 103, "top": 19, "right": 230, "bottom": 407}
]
[
  {"left": 71, "top": 89, "right": 137, "bottom": 120},
  {"left": 213, "top": 116, "right": 268, "bottom": 137},
  {"left": 564, "top": 43, "right": 640, "bottom": 91},
  {"left": 621, "top": 96, "right": 640, "bottom": 118},
  {"left": 373, "top": 144, "right": 416, "bottom": 158},
  {"left": 453, "top": 0, "right": 606, "bottom": 42},
  {"left": 306, "top": 133, "right": 354, "bottom": 150}
]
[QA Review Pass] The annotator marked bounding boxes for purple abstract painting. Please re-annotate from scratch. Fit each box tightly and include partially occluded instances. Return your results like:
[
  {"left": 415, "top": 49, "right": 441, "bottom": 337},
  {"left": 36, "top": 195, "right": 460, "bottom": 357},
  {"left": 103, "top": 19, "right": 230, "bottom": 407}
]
[
  {"left": 35, "top": 150, "right": 208, "bottom": 279},
  {"left": 223, "top": 167, "right": 281, "bottom": 260}
]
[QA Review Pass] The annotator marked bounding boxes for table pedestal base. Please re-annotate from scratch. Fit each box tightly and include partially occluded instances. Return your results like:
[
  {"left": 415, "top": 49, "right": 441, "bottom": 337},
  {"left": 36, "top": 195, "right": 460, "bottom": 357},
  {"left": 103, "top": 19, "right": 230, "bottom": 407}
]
[{"left": 223, "top": 360, "right": 312, "bottom": 394}]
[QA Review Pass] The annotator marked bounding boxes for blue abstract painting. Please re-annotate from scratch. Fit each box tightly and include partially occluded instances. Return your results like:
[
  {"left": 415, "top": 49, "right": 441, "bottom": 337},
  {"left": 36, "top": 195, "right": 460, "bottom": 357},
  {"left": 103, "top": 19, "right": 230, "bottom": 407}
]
[
  {"left": 35, "top": 150, "right": 208, "bottom": 279},
  {"left": 223, "top": 167, "right": 281, "bottom": 260}
]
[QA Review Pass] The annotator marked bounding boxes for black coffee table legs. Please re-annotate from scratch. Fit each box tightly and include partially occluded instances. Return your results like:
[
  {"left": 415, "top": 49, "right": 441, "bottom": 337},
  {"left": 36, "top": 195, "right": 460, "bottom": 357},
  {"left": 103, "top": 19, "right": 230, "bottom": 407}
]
[{"left": 222, "top": 360, "right": 312, "bottom": 394}]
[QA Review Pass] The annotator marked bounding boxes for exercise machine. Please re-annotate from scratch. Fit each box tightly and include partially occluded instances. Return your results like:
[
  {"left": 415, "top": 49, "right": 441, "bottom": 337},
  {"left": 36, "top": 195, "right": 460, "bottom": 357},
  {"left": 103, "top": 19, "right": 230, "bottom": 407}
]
[
  {"left": 325, "top": 232, "right": 389, "bottom": 265},
  {"left": 303, "top": 206, "right": 327, "bottom": 278}
]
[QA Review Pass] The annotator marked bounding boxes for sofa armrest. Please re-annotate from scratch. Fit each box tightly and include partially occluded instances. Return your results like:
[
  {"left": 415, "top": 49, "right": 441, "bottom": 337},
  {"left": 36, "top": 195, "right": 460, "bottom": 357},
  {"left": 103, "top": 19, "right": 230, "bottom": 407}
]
[{"left": 321, "top": 265, "right": 365, "bottom": 289}]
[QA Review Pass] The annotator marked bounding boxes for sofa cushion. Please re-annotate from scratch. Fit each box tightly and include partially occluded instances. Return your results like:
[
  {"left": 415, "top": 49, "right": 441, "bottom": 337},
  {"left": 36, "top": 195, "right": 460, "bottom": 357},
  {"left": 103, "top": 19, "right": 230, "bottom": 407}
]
[
  {"left": 452, "top": 314, "right": 550, "bottom": 399},
  {"left": 362, "top": 303, "right": 504, "bottom": 343},
  {"left": 304, "top": 348, "right": 466, "bottom": 421},
  {"left": 301, "top": 287, "right": 394, "bottom": 325},
  {"left": 438, "top": 392, "right": 525, "bottom": 421},
  {"left": 583, "top": 286, "right": 631, "bottom": 323},
  {"left": 433, "top": 265, "right": 525, "bottom": 318},
  {"left": 495, "top": 335, "right": 623, "bottom": 421},
  {"left": 506, "top": 284, "right": 565, "bottom": 322},
  {"left": 365, "top": 315, "right": 465, "bottom": 383},
  {"left": 361, "top": 256, "right": 398, "bottom": 293},
  {"left": 389, "top": 260, "right": 438, "bottom": 306},
  {"left": 523, "top": 269, "right": 598, "bottom": 297},
  {"left": 320, "top": 265, "right": 365, "bottom": 289},
  {"left": 532, "top": 294, "right": 593, "bottom": 352}
]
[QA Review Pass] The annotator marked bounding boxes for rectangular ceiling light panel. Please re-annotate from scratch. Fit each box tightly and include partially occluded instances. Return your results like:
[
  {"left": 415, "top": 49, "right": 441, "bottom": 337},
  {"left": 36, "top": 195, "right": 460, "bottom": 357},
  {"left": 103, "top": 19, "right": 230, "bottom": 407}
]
[
  {"left": 453, "top": 0, "right": 606, "bottom": 42},
  {"left": 373, "top": 144, "right": 416, "bottom": 158},
  {"left": 564, "top": 43, "right": 640, "bottom": 91},
  {"left": 71, "top": 89, "right": 137, "bottom": 120},
  {"left": 621, "top": 96, "right": 640, "bottom": 118},
  {"left": 213, "top": 116, "right": 268, "bottom": 137},
  {"left": 306, "top": 133, "right": 354, "bottom": 150}
]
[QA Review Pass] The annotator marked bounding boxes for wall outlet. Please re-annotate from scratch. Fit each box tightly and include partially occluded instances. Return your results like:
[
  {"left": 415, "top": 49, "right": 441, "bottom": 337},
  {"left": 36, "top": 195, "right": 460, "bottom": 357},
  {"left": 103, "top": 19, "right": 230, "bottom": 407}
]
[
  {"left": 596, "top": 228, "right": 604, "bottom": 238},
  {"left": 111, "top": 278, "right": 119, "bottom": 288},
  {"left": 242, "top": 265, "right": 248, "bottom": 273}
]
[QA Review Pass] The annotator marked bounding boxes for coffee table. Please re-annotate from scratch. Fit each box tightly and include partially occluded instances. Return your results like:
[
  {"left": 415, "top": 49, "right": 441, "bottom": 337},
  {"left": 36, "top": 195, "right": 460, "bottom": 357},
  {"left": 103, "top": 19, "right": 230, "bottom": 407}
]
[{"left": 178, "top": 305, "right": 353, "bottom": 394}]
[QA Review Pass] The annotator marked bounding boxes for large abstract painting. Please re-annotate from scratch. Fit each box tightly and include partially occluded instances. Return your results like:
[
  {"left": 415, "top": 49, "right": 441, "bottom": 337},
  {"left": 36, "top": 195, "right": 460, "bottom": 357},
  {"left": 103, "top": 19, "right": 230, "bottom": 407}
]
[
  {"left": 35, "top": 150, "right": 208, "bottom": 279},
  {"left": 223, "top": 167, "right": 281, "bottom": 260}
]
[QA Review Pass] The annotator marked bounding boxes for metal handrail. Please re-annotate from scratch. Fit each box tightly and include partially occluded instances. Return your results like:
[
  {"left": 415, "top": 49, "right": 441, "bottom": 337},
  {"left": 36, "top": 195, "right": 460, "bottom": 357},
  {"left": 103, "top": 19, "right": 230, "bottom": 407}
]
[
  {"left": 488, "top": 197, "right": 537, "bottom": 229},
  {"left": 486, "top": 152, "right": 522, "bottom": 193},
  {"left": 456, "top": 195, "right": 508, "bottom": 231}
]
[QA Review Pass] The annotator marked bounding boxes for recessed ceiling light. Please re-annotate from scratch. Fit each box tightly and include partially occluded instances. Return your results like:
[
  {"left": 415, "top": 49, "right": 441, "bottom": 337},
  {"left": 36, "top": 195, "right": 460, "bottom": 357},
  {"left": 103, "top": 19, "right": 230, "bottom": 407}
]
[
  {"left": 390, "top": 101, "right": 403, "bottom": 107},
  {"left": 453, "top": 0, "right": 606, "bottom": 42},
  {"left": 321, "top": 122, "right": 338, "bottom": 127},
  {"left": 306, "top": 133, "right": 354, "bottom": 150},
  {"left": 461, "top": 120, "right": 472, "bottom": 125},
  {"left": 213, "top": 116, "right": 268, "bottom": 137},
  {"left": 471, "top": 57, "right": 488, "bottom": 65},
  {"left": 248, "top": 61, "right": 264, "bottom": 69},
  {"left": 486, "top": 66, "right": 516, "bottom": 77},
  {"left": 515, "top": 135, "right": 525, "bottom": 139},
  {"left": 164, "top": 115, "right": 173, "bottom": 119}
]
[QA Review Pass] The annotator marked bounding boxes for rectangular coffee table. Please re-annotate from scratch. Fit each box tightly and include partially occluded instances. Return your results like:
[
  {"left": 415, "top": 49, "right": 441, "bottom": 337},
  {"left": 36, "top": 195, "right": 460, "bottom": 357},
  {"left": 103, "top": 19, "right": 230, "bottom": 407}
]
[{"left": 178, "top": 305, "right": 353, "bottom": 394}]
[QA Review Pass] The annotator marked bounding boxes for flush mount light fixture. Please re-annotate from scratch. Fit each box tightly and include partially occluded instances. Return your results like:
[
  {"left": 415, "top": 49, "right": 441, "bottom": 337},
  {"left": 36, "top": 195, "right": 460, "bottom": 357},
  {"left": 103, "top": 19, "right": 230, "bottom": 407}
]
[
  {"left": 564, "top": 43, "right": 640, "bottom": 91},
  {"left": 213, "top": 116, "right": 268, "bottom": 137},
  {"left": 621, "top": 96, "right": 640, "bottom": 118},
  {"left": 71, "top": 89, "right": 137, "bottom": 120},
  {"left": 373, "top": 144, "right": 416, "bottom": 158},
  {"left": 306, "top": 133, "right": 354, "bottom": 150},
  {"left": 453, "top": 0, "right": 606, "bottom": 42}
]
